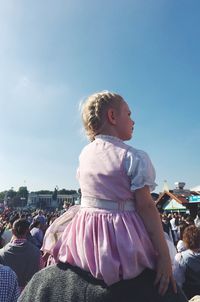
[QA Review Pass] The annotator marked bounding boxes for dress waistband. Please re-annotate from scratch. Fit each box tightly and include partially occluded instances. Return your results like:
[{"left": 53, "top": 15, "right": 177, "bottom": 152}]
[{"left": 81, "top": 197, "right": 135, "bottom": 211}]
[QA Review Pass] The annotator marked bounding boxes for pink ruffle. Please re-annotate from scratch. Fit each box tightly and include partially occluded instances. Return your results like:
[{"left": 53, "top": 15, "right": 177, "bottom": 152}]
[{"left": 53, "top": 207, "right": 156, "bottom": 285}]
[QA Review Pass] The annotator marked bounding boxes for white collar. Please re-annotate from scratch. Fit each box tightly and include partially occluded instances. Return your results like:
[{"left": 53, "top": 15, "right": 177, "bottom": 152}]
[{"left": 95, "top": 134, "right": 123, "bottom": 143}]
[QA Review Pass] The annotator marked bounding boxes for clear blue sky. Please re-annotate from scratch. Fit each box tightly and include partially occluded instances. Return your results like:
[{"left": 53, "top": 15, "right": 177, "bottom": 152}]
[{"left": 0, "top": 0, "right": 199, "bottom": 193}]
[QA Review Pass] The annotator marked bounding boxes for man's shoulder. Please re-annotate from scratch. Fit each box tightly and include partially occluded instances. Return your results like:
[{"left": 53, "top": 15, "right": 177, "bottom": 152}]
[
  {"left": 28, "top": 263, "right": 86, "bottom": 289},
  {"left": 180, "top": 249, "right": 194, "bottom": 263},
  {"left": 24, "top": 240, "right": 41, "bottom": 254},
  {"left": 0, "top": 242, "right": 12, "bottom": 254},
  {"left": 31, "top": 262, "right": 103, "bottom": 286},
  {"left": 34, "top": 264, "right": 58, "bottom": 277},
  {"left": 0, "top": 264, "right": 16, "bottom": 276}
]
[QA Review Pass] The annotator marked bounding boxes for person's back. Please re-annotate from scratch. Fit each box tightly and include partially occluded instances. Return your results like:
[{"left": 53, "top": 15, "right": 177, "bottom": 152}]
[
  {"left": 42, "top": 91, "right": 178, "bottom": 298},
  {"left": 170, "top": 216, "right": 178, "bottom": 231},
  {"left": 79, "top": 137, "right": 133, "bottom": 201},
  {"left": 182, "top": 250, "right": 200, "bottom": 299},
  {"left": 0, "top": 264, "right": 19, "bottom": 302},
  {"left": 55, "top": 136, "right": 157, "bottom": 286},
  {"left": 30, "top": 220, "right": 44, "bottom": 248},
  {"left": 18, "top": 262, "right": 187, "bottom": 302},
  {"left": 0, "top": 219, "right": 41, "bottom": 288},
  {"left": 174, "top": 225, "right": 200, "bottom": 299}
]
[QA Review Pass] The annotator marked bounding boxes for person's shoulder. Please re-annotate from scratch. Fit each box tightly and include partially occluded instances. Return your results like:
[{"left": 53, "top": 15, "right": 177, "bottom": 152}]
[
  {"left": 29, "top": 264, "right": 59, "bottom": 281},
  {"left": 179, "top": 249, "right": 193, "bottom": 263},
  {"left": 19, "top": 263, "right": 110, "bottom": 302},
  {"left": 0, "top": 242, "right": 12, "bottom": 253},
  {"left": 18, "top": 266, "right": 59, "bottom": 301},
  {"left": 0, "top": 264, "right": 17, "bottom": 278},
  {"left": 27, "top": 263, "right": 82, "bottom": 286},
  {"left": 176, "top": 240, "right": 187, "bottom": 253},
  {"left": 25, "top": 240, "right": 41, "bottom": 254}
]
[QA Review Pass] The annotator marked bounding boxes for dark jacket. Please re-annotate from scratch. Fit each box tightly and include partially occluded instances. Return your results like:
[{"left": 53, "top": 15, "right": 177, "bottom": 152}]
[
  {"left": 0, "top": 240, "right": 40, "bottom": 287},
  {"left": 18, "top": 262, "right": 188, "bottom": 302}
]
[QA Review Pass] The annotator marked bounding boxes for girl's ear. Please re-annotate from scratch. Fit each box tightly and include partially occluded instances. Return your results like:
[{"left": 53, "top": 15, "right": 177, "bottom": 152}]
[{"left": 107, "top": 108, "right": 117, "bottom": 125}]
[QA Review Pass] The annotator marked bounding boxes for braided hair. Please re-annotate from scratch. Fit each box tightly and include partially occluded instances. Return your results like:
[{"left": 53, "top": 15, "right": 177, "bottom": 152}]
[{"left": 81, "top": 91, "right": 123, "bottom": 141}]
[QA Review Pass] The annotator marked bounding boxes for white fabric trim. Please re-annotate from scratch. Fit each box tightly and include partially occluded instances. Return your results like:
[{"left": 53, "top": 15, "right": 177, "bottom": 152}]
[{"left": 81, "top": 197, "right": 135, "bottom": 211}]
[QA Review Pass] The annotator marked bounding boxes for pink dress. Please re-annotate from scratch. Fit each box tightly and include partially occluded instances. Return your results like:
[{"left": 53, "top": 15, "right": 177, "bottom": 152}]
[{"left": 42, "top": 135, "right": 157, "bottom": 285}]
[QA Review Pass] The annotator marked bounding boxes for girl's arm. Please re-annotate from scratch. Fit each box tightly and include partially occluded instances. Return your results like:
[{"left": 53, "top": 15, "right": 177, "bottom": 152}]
[{"left": 135, "top": 185, "right": 177, "bottom": 296}]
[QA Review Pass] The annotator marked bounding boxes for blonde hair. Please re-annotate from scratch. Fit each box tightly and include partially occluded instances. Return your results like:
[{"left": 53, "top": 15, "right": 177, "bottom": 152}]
[{"left": 81, "top": 91, "right": 124, "bottom": 141}]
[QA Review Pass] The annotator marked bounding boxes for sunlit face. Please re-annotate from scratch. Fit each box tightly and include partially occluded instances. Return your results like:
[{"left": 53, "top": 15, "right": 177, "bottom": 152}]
[{"left": 116, "top": 101, "right": 135, "bottom": 141}]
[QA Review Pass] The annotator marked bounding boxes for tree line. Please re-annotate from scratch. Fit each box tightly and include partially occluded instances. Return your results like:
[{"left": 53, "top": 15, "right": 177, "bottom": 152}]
[{"left": 0, "top": 187, "right": 78, "bottom": 208}]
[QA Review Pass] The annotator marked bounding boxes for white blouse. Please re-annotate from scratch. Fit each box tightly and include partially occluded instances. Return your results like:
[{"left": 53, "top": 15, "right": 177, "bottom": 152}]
[{"left": 95, "top": 135, "right": 157, "bottom": 192}]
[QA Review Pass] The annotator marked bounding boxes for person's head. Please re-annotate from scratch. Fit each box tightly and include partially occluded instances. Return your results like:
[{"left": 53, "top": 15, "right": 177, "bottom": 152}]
[
  {"left": 183, "top": 225, "right": 200, "bottom": 250},
  {"left": 12, "top": 219, "right": 30, "bottom": 239},
  {"left": 30, "top": 219, "right": 41, "bottom": 229},
  {"left": 81, "top": 91, "right": 135, "bottom": 141},
  {"left": 185, "top": 215, "right": 194, "bottom": 225}
]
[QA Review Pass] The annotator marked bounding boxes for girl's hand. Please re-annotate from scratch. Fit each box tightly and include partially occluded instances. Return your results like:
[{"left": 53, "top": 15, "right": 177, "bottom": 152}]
[
  {"left": 42, "top": 252, "right": 50, "bottom": 266},
  {"left": 154, "top": 254, "right": 177, "bottom": 296}
]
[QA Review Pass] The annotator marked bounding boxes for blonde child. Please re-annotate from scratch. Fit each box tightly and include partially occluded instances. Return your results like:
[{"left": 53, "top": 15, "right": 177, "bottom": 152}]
[{"left": 42, "top": 91, "right": 176, "bottom": 296}]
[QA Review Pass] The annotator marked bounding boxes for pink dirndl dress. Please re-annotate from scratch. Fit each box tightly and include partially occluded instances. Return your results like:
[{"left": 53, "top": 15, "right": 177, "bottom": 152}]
[
  {"left": 42, "top": 199, "right": 156, "bottom": 285},
  {"left": 42, "top": 136, "right": 157, "bottom": 285}
]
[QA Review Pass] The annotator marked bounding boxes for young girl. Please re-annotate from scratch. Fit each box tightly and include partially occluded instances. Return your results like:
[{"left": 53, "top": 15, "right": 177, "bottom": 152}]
[{"left": 42, "top": 91, "right": 176, "bottom": 296}]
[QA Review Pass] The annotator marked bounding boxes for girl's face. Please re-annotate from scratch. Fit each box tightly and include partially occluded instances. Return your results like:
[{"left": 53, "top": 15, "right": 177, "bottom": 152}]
[{"left": 115, "top": 101, "right": 135, "bottom": 141}]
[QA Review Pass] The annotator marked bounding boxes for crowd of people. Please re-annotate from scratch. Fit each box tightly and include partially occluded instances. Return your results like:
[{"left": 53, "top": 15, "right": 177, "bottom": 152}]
[
  {"left": 0, "top": 209, "right": 60, "bottom": 301},
  {"left": 0, "top": 91, "right": 199, "bottom": 302},
  {"left": 161, "top": 212, "right": 200, "bottom": 300},
  {"left": 0, "top": 207, "right": 200, "bottom": 301}
]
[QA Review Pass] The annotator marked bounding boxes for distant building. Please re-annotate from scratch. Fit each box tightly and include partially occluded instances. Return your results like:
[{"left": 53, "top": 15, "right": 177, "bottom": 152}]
[{"left": 27, "top": 191, "right": 79, "bottom": 209}]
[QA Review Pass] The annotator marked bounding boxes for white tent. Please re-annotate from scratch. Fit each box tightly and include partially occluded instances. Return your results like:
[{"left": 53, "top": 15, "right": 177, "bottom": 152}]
[
  {"left": 163, "top": 199, "right": 186, "bottom": 211},
  {"left": 191, "top": 185, "right": 200, "bottom": 192}
]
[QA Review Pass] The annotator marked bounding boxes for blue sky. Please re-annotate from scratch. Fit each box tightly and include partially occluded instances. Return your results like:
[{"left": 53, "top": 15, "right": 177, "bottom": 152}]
[{"left": 0, "top": 0, "right": 199, "bottom": 193}]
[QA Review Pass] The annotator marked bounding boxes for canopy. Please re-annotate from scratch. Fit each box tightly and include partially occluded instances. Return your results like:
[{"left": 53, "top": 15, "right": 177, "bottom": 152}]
[{"left": 163, "top": 199, "right": 186, "bottom": 211}]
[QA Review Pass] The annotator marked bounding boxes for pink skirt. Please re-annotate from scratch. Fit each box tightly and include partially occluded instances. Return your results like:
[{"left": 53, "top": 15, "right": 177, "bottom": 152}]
[{"left": 42, "top": 204, "right": 157, "bottom": 286}]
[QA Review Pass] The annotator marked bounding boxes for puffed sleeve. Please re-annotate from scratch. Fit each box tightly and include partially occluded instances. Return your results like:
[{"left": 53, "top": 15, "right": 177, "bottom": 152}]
[{"left": 125, "top": 147, "right": 157, "bottom": 192}]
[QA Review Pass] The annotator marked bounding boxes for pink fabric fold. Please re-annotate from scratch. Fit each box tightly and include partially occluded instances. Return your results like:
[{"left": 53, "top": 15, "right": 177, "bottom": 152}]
[
  {"left": 53, "top": 207, "right": 156, "bottom": 285},
  {"left": 41, "top": 206, "right": 80, "bottom": 255}
]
